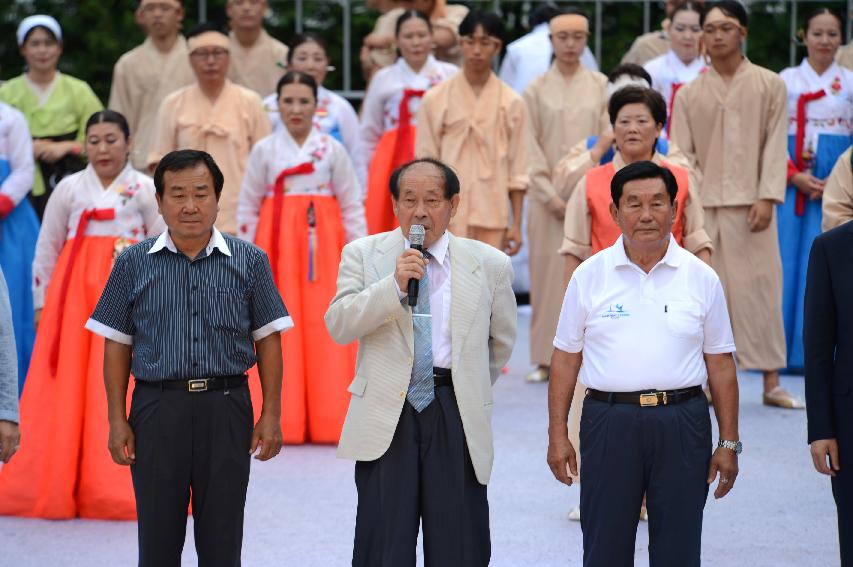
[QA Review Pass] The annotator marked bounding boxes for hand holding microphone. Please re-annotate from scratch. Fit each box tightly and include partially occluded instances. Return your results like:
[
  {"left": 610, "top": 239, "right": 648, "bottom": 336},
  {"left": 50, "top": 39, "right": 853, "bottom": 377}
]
[{"left": 394, "top": 225, "right": 427, "bottom": 306}]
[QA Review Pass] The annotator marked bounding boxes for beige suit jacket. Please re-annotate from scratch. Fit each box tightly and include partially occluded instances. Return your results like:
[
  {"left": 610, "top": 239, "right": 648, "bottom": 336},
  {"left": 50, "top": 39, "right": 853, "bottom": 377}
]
[{"left": 325, "top": 229, "right": 516, "bottom": 485}]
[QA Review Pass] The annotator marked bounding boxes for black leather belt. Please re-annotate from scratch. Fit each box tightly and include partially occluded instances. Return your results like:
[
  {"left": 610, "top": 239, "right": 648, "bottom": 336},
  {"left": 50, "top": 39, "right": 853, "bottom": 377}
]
[
  {"left": 434, "top": 367, "right": 452, "bottom": 388},
  {"left": 586, "top": 385, "right": 702, "bottom": 406},
  {"left": 136, "top": 374, "right": 249, "bottom": 393}
]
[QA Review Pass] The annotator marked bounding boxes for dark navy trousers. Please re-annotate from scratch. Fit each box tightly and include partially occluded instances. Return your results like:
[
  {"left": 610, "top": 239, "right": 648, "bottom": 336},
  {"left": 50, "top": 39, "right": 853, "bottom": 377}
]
[{"left": 580, "top": 393, "right": 712, "bottom": 567}]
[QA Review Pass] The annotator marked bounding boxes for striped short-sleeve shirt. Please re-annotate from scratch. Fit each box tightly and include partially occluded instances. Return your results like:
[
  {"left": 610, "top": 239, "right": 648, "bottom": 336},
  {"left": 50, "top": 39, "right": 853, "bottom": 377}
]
[{"left": 86, "top": 228, "right": 292, "bottom": 381}]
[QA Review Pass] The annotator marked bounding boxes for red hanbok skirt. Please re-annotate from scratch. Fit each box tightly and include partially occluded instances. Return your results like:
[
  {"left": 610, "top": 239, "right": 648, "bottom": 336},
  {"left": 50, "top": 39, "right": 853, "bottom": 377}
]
[
  {"left": 249, "top": 194, "right": 357, "bottom": 444},
  {"left": 0, "top": 236, "right": 135, "bottom": 520}
]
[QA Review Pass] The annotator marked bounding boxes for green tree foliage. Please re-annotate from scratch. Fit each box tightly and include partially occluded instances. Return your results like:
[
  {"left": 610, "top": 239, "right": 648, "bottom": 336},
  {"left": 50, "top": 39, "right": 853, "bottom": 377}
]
[{"left": 0, "top": 1, "right": 849, "bottom": 105}]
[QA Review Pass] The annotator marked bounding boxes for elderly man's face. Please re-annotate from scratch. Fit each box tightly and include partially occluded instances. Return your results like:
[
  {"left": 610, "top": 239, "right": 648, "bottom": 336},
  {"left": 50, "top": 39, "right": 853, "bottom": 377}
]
[
  {"left": 189, "top": 44, "right": 230, "bottom": 86},
  {"left": 393, "top": 162, "right": 459, "bottom": 249},
  {"left": 156, "top": 163, "right": 220, "bottom": 245},
  {"left": 610, "top": 176, "right": 675, "bottom": 247}
]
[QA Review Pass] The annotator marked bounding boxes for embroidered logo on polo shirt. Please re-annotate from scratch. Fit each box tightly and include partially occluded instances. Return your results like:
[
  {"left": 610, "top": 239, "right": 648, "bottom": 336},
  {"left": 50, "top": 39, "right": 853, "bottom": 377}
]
[{"left": 601, "top": 304, "right": 630, "bottom": 319}]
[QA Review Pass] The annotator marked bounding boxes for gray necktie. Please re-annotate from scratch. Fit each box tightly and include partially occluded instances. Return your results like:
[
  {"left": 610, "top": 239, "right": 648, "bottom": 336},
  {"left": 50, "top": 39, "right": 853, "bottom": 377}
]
[{"left": 406, "top": 252, "right": 434, "bottom": 412}]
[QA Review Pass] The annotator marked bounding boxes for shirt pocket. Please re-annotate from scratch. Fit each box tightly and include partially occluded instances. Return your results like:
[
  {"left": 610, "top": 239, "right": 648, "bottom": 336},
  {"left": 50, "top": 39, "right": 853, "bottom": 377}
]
[
  {"left": 665, "top": 300, "right": 702, "bottom": 338},
  {"left": 203, "top": 287, "right": 247, "bottom": 335}
]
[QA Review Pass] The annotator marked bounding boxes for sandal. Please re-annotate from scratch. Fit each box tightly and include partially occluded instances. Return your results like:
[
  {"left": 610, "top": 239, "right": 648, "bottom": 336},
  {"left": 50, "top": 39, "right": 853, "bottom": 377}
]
[{"left": 762, "top": 386, "right": 805, "bottom": 409}]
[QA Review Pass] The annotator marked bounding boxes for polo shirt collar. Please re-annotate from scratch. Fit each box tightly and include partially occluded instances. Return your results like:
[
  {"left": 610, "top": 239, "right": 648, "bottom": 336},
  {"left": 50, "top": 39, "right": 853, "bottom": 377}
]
[
  {"left": 611, "top": 234, "right": 682, "bottom": 269},
  {"left": 148, "top": 227, "right": 232, "bottom": 257}
]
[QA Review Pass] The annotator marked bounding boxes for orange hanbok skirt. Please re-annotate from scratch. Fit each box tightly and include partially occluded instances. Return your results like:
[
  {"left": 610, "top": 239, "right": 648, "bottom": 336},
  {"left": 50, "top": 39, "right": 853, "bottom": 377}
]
[
  {"left": 0, "top": 236, "right": 135, "bottom": 520},
  {"left": 248, "top": 194, "right": 357, "bottom": 444},
  {"left": 365, "top": 128, "right": 407, "bottom": 235}
]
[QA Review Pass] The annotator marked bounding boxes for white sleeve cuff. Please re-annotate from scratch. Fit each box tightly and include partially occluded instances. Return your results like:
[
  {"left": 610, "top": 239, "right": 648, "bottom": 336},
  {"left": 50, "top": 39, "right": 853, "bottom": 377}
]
[
  {"left": 703, "top": 344, "right": 737, "bottom": 355},
  {"left": 85, "top": 318, "right": 134, "bottom": 345},
  {"left": 553, "top": 338, "right": 583, "bottom": 353},
  {"left": 252, "top": 316, "right": 294, "bottom": 341}
]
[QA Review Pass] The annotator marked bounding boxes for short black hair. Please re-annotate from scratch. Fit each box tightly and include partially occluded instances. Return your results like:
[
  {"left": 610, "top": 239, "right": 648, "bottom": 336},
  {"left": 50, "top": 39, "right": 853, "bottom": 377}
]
[
  {"left": 607, "top": 63, "right": 652, "bottom": 86},
  {"left": 459, "top": 11, "right": 504, "bottom": 43},
  {"left": 396, "top": 10, "right": 432, "bottom": 36},
  {"left": 153, "top": 150, "right": 224, "bottom": 198},
  {"left": 389, "top": 158, "right": 461, "bottom": 200},
  {"left": 608, "top": 85, "right": 667, "bottom": 128},
  {"left": 611, "top": 161, "right": 678, "bottom": 206},
  {"left": 701, "top": 1, "right": 748, "bottom": 27},
  {"left": 530, "top": 3, "right": 562, "bottom": 28},
  {"left": 186, "top": 22, "right": 227, "bottom": 39},
  {"left": 287, "top": 32, "right": 329, "bottom": 64},
  {"left": 276, "top": 70, "right": 318, "bottom": 100},
  {"left": 86, "top": 110, "right": 130, "bottom": 140}
]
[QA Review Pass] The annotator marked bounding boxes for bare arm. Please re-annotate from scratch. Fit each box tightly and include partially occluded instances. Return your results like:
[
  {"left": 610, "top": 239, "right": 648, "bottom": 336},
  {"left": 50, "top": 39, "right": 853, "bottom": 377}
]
[
  {"left": 704, "top": 352, "right": 739, "bottom": 499},
  {"left": 105, "top": 339, "right": 134, "bottom": 466},
  {"left": 251, "top": 332, "right": 283, "bottom": 461},
  {"left": 547, "top": 349, "right": 583, "bottom": 485}
]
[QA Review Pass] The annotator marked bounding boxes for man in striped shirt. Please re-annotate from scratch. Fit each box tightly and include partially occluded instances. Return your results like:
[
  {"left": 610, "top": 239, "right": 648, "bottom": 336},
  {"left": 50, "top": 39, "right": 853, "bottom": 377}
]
[{"left": 86, "top": 149, "right": 291, "bottom": 566}]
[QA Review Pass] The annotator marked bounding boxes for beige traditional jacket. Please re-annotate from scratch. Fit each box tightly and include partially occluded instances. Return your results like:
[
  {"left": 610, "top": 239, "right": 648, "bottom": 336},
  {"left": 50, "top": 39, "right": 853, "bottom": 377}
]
[
  {"left": 822, "top": 147, "right": 853, "bottom": 231},
  {"left": 228, "top": 30, "right": 289, "bottom": 97}
]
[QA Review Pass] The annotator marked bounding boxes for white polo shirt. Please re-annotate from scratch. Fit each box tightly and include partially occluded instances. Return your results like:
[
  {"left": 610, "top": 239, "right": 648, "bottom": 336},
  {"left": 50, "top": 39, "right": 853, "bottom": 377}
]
[{"left": 553, "top": 235, "right": 735, "bottom": 392}]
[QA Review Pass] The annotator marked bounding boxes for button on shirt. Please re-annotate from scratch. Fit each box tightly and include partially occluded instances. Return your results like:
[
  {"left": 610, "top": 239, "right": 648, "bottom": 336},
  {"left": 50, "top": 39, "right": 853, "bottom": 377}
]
[
  {"left": 553, "top": 235, "right": 735, "bottom": 392},
  {"left": 397, "top": 231, "right": 452, "bottom": 369},
  {"left": 85, "top": 228, "right": 292, "bottom": 381}
]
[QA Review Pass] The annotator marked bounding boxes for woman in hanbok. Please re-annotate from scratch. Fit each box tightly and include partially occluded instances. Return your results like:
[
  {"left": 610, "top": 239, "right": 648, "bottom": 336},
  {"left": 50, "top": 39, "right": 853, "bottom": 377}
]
[
  {"left": 643, "top": 2, "right": 706, "bottom": 138},
  {"left": 239, "top": 72, "right": 366, "bottom": 444},
  {"left": 361, "top": 10, "right": 457, "bottom": 234},
  {"left": 778, "top": 7, "right": 853, "bottom": 371},
  {"left": 0, "top": 102, "right": 38, "bottom": 388},
  {"left": 0, "top": 15, "right": 102, "bottom": 219},
  {"left": 0, "top": 110, "right": 164, "bottom": 520},
  {"left": 262, "top": 34, "right": 366, "bottom": 189}
]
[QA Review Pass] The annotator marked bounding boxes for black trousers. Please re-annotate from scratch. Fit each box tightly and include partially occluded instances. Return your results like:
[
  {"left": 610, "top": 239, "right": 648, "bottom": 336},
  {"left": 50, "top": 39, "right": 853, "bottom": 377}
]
[
  {"left": 352, "top": 386, "right": 490, "bottom": 567},
  {"left": 128, "top": 381, "right": 254, "bottom": 567},
  {"left": 580, "top": 394, "right": 712, "bottom": 567},
  {"left": 832, "top": 395, "right": 853, "bottom": 566}
]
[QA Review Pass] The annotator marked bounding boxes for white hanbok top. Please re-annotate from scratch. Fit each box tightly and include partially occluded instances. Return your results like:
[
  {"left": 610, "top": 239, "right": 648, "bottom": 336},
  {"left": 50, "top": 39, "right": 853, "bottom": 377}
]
[
  {"left": 0, "top": 102, "right": 35, "bottom": 207},
  {"left": 360, "top": 55, "right": 458, "bottom": 165},
  {"left": 238, "top": 127, "right": 366, "bottom": 244},
  {"left": 644, "top": 50, "right": 705, "bottom": 135},
  {"left": 263, "top": 86, "right": 366, "bottom": 190},
  {"left": 779, "top": 60, "right": 853, "bottom": 141},
  {"left": 32, "top": 163, "right": 164, "bottom": 307}
]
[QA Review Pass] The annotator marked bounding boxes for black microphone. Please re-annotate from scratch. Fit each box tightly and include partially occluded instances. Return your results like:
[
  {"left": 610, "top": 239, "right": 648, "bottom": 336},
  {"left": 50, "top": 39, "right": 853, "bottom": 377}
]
[{"left": 407, "top": 224, "right": 426, "bottom": 307}]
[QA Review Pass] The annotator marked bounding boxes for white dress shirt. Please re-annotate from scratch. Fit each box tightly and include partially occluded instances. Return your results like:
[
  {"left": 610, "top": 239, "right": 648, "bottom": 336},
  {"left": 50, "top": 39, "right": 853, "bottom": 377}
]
[
  {"left": 553, "top": 235, "right": 735, "bottom": 392},
  {"left": 397, "top": 230, "right": 452, "bottom": 368}
]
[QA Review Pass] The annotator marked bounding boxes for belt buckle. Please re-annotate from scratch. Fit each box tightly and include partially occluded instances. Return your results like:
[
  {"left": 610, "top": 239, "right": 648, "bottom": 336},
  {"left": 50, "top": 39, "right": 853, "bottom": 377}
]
[
  {"left": 188, "top": 379, "right": 208, "bottom": 392},
  {"left": 639, "top": 393, "right": 659, "bottom": 407}
]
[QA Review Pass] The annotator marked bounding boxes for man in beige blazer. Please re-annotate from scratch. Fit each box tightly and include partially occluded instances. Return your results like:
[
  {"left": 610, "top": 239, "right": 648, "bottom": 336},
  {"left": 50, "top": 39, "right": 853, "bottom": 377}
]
[{"left": 326, "top": 158, "right": 516, "bottom": 566}]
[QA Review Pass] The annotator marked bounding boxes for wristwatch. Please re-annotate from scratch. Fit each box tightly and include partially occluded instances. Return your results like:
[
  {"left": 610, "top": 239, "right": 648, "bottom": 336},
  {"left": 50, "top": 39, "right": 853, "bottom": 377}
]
[{"left": 718, "top": 439, "right": 742, "bottom": 454}]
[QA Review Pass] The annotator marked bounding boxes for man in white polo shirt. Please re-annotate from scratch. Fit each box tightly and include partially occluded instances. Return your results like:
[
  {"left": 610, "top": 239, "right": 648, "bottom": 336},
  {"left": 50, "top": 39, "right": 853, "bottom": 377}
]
[{"left": 547, "top": 161, "right": 740, "bottom": 566}]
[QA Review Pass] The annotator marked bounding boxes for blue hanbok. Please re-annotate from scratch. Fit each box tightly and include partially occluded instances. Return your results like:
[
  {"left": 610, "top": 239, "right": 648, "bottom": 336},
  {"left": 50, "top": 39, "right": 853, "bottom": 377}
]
[
  {"left": 585, "top": 135, "right": 669, "bottom": 164},
  {"left": 778, "top": 60, "right": 853, "bottom": 369},
  {"left": 0, "top": 102, "right": 39, "bottom": 390}
]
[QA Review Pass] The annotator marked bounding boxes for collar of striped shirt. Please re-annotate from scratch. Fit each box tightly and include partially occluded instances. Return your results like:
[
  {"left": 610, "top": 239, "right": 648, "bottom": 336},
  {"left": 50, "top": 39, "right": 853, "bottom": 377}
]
[{"left": 147, "top": 228, "right": 232, "bottom": 257}]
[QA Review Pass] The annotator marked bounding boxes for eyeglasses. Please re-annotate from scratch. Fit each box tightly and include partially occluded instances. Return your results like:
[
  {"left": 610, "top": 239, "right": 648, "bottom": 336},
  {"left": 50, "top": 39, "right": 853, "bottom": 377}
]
[{"left": 190, "top": 49, "right": 229, "bottom": 61}]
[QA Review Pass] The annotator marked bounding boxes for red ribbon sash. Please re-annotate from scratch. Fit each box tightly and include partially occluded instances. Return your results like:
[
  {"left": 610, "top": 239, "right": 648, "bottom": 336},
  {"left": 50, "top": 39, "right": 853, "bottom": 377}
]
[
  {"left": 794, "top": 89, "right": 826, "bottom": 216},
  {"left": 271, "top": 162, "right": 315, "bottom": 285},
  {"left": 666, "top": 82, "right": 684, "bottom": 137},
  {"left": 390, "top": 89, "right": 426, "bottom": 170},
  {"left": 52, "top": 208, "right": 116, "bottom": 375}
]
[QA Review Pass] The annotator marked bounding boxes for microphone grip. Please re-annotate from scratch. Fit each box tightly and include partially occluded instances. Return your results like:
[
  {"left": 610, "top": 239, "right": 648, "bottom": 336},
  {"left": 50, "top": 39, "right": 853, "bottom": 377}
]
[{"left": 407, "top": 244, "right": 422, "bottom": 307}]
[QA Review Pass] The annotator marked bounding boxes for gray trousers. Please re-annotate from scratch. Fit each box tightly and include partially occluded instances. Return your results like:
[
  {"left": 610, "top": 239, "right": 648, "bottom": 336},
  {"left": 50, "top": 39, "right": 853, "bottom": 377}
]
[
  {"left": 580, "top": 394, "right": 712, "bottom": 567},
  {"left": 129, "top": 381, "right": 254, "bottom": 567},
  {"left": 352, "top": 385, "right": 490, "bottom": 567}
]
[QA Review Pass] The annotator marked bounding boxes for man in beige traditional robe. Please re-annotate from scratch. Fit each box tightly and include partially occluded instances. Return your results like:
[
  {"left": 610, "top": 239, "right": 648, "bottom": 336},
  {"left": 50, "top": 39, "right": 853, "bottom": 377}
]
[
  {"left": 670, "top": 1, "right": 795, "bottom": 407},
  {"left": 226, "top": 0, "right": 288, "bottom": 97},
  {"left": 522, "top": 13, "right": 608, "bottom": 383},
  {"left": 822, "top": 147, "right": 853, "bottom": 231},
  {"left": 416, "top": 11, "right": 527, "bottom": 255},
  {"left": 109, "top": 0, "right": 195, "bottom": 171},
  {"left": 149, "top": 25, "right": 271, "bottom": 235},
  {"left": 837, "top": 42, "right": 853, "bottom": 70},
  {"left": 620, "top": 0, "right": 704, "bottom": 66}
]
